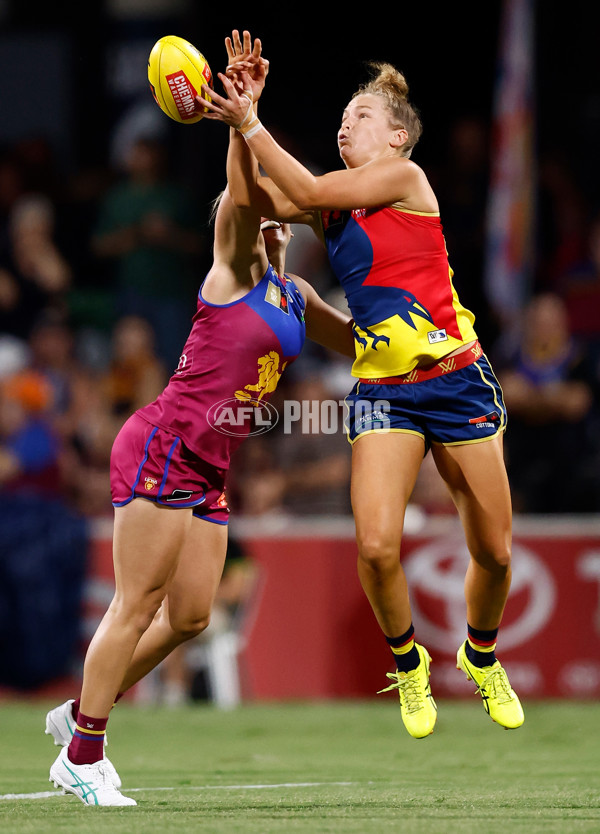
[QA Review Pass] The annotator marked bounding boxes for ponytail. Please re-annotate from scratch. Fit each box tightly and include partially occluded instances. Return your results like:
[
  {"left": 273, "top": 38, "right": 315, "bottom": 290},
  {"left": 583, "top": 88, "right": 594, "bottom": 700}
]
[{"left": 354, "top": 62, "right": 422, "bottom": 156}]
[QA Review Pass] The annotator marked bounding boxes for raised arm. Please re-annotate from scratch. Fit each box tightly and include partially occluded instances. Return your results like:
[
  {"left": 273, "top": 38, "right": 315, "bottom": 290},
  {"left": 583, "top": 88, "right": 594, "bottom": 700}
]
[
  {"left": 221, "top": 31, "right": 264, "bottom": 210},
  {"left": 219, "top": 31, "right": 318, "bottom": 227},
  {"left": 202, "top": 35, "right": 278, "bottom": 301},
  {"left": 203, "top": 69, "right": 429, "bottom": 212},
  {"left": 227, "top": 121, "right": 315, "bottom": 224},
  {"left": 206, "top": 32, "right": 356, "bottom": 354}
]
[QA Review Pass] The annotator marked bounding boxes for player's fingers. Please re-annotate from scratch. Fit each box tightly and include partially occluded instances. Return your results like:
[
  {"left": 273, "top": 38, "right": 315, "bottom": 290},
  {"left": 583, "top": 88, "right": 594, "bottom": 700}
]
[
  {"left": 226, "top": 60, "right": 252, "bottom": 73},
  {"left": 199, "top": 84, "right": 229, "bottom": 109},
  {"left": 233, "top": 29, "right": 243, "bottom": 55},
  {"left": 196, "top": 93, "right": 219, "bottom": 114},
  {"left": 217, "top": 71, "right": 239, "bottom": 95},
  {"left": 252, "top": 38, "right": 262, "bottom": 60},
  {"left": 225, "top": 36, "right": 234, "bottom": 62}
]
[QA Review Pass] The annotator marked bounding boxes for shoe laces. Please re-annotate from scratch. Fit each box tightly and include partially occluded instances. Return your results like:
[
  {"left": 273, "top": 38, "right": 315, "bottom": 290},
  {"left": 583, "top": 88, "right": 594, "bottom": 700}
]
[
  {"left": 378, "top": 670, "right": 425, "bottom": 714},
  {"left": 478, "top": 665, "right": 514, "bottom": 705},
  {"left": 92, "top": 760, "right": 112, "bottom": 786}
]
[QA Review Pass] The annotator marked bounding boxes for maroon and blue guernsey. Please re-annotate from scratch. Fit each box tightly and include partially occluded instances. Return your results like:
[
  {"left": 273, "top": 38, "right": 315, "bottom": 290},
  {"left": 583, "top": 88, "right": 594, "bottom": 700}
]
[{"left": 139, "top": 264, "right": 306, "bottom": 469}]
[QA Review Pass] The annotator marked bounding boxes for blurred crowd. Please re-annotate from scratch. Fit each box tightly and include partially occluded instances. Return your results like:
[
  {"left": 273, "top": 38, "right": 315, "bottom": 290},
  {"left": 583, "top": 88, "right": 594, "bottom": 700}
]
[{"left": 1, "top": 119, "right": 600, "bottom": 523}]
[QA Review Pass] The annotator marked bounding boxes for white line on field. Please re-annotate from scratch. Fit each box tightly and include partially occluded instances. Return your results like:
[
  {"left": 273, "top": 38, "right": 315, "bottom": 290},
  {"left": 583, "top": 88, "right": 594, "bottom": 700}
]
[{"left": 0, "top": 781, "right": 359, "bottom": 801}]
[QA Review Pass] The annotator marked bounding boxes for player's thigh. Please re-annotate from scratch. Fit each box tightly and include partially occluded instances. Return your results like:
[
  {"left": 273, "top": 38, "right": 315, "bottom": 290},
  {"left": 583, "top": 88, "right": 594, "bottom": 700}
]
[
  {"left": 165, "top": 515, "right": 228, "bottom": 629},
  {"left": 351, "top": 431, "right": 425, "bottom": 552},
  {"left": 432, "top": 434, "right": 511, "bottom": 559},
  {"left": 112, "top": 499, "right": 194, "bottom": 602}
]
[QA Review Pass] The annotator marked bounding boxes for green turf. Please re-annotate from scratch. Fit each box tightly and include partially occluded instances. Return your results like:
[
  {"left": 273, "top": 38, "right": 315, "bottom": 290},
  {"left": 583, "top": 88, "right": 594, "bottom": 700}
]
[{"left": 1, "top": 699, "right": 599, "bottom": 833}]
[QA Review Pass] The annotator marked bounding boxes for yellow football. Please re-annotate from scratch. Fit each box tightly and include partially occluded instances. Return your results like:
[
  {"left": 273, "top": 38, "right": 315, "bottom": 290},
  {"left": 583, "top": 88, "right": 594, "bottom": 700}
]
[{"left": 148, "top": 35, "right": 212, "bottom": 124}]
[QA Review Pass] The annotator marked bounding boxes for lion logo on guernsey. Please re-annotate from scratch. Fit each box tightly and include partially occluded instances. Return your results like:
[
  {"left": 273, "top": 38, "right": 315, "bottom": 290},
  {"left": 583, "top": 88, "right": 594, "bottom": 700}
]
[{"left": 235, "top": 351, "right": 287, "bottom": 404}]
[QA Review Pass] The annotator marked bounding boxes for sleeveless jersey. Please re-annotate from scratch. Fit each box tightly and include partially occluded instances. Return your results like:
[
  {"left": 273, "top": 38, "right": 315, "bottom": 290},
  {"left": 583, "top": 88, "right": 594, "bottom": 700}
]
[
  {"left": 320, "top": 206, "right": 477, "bottom": 377},
  {"left": 139, "top": 264, "right": 306, "bottom": 469}
]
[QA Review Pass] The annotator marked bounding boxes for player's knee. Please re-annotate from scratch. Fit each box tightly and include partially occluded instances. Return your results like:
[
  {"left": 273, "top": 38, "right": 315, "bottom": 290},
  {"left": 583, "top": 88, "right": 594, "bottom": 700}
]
[
  {"left": 171, "top": 613, "right": 211, "bottom": 642},
  {"left": 357, "top": 532, "right": 400, "bottom": 575},
  {"left": 110, "top": 587, "right": 167, "bottom": 634},
  {"left": 474, "top": 543, "right": 512, "bottom": 574}
]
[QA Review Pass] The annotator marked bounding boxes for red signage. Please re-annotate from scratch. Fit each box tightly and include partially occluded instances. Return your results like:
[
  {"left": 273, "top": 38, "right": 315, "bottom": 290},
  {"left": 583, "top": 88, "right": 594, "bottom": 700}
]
[{"left": 85, "top": 517, "right": 600, "bottom": 701}]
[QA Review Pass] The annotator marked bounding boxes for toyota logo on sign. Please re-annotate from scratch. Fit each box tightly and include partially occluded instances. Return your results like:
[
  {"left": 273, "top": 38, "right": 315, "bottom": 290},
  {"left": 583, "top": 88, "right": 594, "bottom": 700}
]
[{"left": 403, "top": 537, "right": 556, "bottom": 654}]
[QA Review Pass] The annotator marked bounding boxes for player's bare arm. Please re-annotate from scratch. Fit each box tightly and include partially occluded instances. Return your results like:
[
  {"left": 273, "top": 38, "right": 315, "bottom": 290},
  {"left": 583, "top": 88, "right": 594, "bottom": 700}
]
[
  {"left": 293, "top": 275, "right": 355, "bottom": 359},
  {"left": 203, "top": 73, "right": 435, "bottom": 212}
]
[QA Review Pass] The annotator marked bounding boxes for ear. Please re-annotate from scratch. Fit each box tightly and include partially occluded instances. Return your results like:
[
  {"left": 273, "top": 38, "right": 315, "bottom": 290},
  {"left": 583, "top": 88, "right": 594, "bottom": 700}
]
[{"left": 390, "top": 128, "right": 409, "bottom": 150}]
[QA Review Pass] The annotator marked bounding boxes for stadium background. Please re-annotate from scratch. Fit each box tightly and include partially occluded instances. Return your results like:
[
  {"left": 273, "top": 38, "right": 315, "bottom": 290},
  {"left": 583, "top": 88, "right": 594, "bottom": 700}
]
[{"left": 1, "top": 0, "right": 599, "bottom": 706}]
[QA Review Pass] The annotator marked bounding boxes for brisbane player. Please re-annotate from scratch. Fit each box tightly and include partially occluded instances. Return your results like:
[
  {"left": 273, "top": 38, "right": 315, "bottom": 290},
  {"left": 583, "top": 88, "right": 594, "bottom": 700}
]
[{"left": 45, "top": 39, "right": 354, "bottom": 806}]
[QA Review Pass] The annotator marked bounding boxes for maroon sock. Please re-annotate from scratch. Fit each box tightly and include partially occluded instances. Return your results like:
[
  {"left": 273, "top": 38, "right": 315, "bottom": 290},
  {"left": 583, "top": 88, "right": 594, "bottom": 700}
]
[
  {"left": 71, "top": 692, "right": 123, "bottom": 723},
  {"left": 68, "top": 711, "right": 109, "bottom": 765}
]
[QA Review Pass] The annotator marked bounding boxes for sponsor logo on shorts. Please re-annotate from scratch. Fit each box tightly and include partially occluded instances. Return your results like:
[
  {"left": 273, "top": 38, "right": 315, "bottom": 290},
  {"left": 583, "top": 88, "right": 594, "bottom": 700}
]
[
  {"left": 357, "top": 410, "right": 389, "bottom": 426},
  {"left": 164, "top": 489, "right": 194, "bottom": 502},
  {"left": 468, "top": 411, "right": 500, "bottom": 429}
]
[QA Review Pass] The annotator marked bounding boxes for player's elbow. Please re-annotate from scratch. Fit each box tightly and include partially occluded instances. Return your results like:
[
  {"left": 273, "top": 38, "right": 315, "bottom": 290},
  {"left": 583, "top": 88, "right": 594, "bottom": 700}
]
[
  {"left": 294, "top": 187, "right": 322, "bottom": 212},
  {"left": 288, "top": 176, "right": 327, "bottom": 212},
  {"left": 294, "top": 198, "right": 315, "bottom": 212},
  {"left": 228, "top": 187, "right": 252, "bottom": 209}
]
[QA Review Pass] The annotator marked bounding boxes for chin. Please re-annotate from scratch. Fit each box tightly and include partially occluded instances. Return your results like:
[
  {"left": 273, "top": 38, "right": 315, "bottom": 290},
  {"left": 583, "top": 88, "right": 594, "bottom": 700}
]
[
  {"left": 339, "top": 147, "right": 352, "bottom": 167},
  {"left": 340, "top": 144, "right": 362, "bottom": 166}
]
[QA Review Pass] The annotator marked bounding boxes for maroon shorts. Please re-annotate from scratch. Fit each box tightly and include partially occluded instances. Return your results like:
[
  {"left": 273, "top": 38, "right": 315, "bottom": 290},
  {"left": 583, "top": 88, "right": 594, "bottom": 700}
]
[{"left": 110, "top": 413, "right": 230, "bottom": 525}]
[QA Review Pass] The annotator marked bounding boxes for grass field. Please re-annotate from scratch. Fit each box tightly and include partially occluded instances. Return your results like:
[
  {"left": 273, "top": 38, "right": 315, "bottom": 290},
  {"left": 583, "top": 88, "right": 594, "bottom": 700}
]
[{"left": 1, "top": 698, "right": 599, "bottom": 833}]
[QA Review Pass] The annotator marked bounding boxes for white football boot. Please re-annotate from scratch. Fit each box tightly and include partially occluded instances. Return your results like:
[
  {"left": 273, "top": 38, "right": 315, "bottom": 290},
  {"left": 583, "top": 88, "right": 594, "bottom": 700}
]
[
  {"left": 49, "top": 746, "right": 136, "bottom": 807},
  {"left": 45, "top": 699, "right": 121, "bottom": 788}
]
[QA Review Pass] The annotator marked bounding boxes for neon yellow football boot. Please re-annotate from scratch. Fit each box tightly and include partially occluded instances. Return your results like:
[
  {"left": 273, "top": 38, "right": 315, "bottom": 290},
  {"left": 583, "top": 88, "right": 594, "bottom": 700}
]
[
  {"left": 456, "top": 641, "right": 524, "bottom": 729},
  {"left": 378, "top": 643, "right": 437, "bottom": 738}
]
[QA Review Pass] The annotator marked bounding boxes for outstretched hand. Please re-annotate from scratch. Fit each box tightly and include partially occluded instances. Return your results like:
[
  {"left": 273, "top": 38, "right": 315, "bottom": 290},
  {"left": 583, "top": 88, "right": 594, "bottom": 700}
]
[
  {"left": 194, "top": 28, "right": 269, "bottom": 125},
  {"left": 225, "top": 29, "right": 269, "bottom": 103},
  {"left": 197, "top": 69, "right": 255, "bottom": 129}
]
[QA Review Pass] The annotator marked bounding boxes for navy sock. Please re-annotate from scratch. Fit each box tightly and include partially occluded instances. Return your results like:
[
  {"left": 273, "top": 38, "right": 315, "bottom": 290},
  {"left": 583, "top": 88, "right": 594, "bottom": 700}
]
[
  {"left": 386, "top": 624, "right": 420, "bottom": 673},
  {"left": 465, "top": 624, "right": 498, "bottom": 668}
]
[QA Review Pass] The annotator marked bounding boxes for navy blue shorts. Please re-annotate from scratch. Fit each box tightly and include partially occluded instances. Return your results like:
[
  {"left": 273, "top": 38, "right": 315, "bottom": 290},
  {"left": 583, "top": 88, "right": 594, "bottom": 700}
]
[{"left": 345, "top": 354, "right": 507, "bottom": 446}]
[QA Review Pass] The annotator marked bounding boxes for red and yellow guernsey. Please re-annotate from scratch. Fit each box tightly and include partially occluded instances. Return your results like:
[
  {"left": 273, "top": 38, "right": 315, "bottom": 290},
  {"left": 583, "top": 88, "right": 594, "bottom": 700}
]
[{"left": 320, "top": 205, "right": 478, "bottom": 378}]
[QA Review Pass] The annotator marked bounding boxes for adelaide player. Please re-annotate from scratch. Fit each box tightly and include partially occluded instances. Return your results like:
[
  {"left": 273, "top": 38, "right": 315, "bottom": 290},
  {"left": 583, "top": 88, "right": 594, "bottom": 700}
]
[
  {"left": 45, "top": 44, "right": 354, "bottom": 806},
  {"left": 202, "top": 31, "right": 524, "bottom": 739}
]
